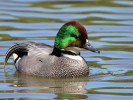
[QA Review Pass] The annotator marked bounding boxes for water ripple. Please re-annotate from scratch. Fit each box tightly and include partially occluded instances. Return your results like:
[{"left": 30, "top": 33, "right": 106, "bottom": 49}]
[{"left": 0, "top": 0, "right": 133, "bottom": 99}]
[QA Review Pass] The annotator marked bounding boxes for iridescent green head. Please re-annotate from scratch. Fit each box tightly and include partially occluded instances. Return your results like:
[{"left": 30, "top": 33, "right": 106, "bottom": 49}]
[
  {"left": 53, "top": 21, "right": 100, "bottom": 56},
  {"left": 54, "top": 21, "right": 88, "bottom": 49}
]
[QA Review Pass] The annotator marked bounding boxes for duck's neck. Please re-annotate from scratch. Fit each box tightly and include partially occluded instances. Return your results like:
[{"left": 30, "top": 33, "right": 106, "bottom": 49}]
[
  {"left": 51, "top": 47, "right": 62, "bottom": 57},
  {"left": 51, "top": 47, "right": 80, "bottom": 57}
]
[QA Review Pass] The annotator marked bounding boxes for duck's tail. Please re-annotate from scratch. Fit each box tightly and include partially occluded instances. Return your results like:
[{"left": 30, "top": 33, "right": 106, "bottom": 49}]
[{"left": 4, "top": 43, "right": 28, "bottom": 68}]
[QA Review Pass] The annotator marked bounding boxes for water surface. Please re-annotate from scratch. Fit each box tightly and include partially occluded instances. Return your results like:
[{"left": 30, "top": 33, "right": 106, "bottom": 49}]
[{"left": 0, "top": 0, "right": 133, "bottom": 99}]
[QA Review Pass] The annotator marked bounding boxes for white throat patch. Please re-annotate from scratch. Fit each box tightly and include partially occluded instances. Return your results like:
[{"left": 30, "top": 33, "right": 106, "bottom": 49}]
[{"left": 63, "top": 54, "right": 83, "bottom": 60}]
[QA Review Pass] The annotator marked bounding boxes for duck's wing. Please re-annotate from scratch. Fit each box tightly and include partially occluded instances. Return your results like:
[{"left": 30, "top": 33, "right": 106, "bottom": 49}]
[{"left": 4, "top": 42, "right": 53, "bottom": 67}]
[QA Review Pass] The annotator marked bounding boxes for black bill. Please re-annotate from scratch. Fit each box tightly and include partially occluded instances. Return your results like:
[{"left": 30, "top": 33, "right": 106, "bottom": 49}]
[{"left": 84, "top": 40, "right": 100, "bottom": 53}]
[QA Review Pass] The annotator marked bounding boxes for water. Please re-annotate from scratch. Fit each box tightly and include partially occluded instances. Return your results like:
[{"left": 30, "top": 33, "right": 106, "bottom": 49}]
[{"left": 0, "top": 0, "right": 133, "bottom": 99}]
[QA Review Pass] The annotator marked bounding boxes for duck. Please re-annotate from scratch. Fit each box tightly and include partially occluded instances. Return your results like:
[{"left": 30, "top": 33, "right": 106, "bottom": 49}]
[{"left": 4, "top": 21, "right": 100, "bottom": 78}]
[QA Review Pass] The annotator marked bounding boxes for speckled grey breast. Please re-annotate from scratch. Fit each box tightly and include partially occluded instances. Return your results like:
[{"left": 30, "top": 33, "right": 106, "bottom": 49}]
[{"left": 16, "top": 43, "right": 89, "bottom": 78}]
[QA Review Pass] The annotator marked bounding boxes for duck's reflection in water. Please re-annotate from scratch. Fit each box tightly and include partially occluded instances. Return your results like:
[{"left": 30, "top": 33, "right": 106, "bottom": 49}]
[{"left": 12, "top": 72, "right": 89, "bottom": 99}]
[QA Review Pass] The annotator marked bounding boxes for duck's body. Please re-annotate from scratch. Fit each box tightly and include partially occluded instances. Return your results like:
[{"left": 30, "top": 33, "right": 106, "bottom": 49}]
[
  {"left": 10, "top": 42, "right": 89, "bottom": 77},
  {"left": 4, "top": 21, "right": 99, "bottom": 78}
]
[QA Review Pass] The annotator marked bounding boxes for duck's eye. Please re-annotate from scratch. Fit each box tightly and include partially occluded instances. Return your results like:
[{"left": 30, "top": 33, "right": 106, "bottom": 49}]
[{"left": 71, "top": 34, "right": 79, "bottom": 39}]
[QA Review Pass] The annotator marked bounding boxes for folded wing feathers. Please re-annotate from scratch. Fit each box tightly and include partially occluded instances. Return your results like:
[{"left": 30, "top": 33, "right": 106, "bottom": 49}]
[{"left": 4, "top": 43, "right": 29, "bottom": 67}]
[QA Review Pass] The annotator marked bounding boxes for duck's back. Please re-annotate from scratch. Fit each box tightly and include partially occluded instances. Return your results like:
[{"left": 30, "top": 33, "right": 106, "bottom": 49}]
[{"left": 5, "top": 42, "right": 89, "bottom": 78}]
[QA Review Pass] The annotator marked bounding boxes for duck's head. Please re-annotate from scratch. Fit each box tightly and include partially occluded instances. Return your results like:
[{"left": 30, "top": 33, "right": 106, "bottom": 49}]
[{"left": 52, "top": 21, "right": 100, "bottom": 56}]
